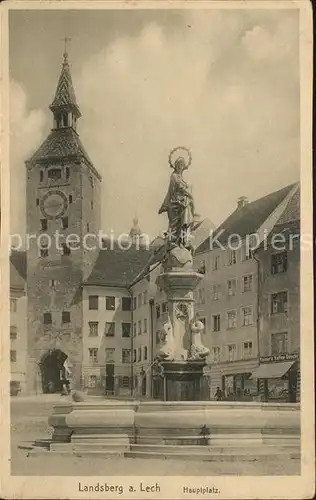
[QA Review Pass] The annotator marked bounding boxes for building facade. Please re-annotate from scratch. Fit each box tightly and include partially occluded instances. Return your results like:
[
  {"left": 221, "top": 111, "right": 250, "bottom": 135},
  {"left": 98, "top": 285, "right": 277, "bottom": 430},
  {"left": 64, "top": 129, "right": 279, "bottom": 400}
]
[
  {"left": 193, "top": 184, "right": 298, "bottom": 399},
  {"left": 10, "top": 254, "right": 27, "bottom": 394},
  {"left": 252, "top": 186, "right": 300, "bottom": 402}
]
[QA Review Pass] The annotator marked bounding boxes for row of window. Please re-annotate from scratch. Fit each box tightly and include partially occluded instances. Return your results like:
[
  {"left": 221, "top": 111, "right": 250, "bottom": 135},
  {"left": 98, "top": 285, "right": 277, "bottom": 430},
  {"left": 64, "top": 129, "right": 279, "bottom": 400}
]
[
  {"left": 88, "top": 347, "right": 132, "bottom": 364},
  {"left": 212, "top": 247, "right": 252, "bottom": 271},
  {"left": 89, "top": 295, "right": 131, "bottom": 311},
  {"left": 85, "top": 375, "right": 130, "bottom": 389},
  {"left": 211, "top": 331, "right": 289, "bottom": 363},
  {"left": 89, "top": 321, "right": 132, "bottom": 337},
  {"left": 133, "top": 318, "right": 148, "bottom": 336},
  {"left": 39, "top": 166, "right": 70, "bottom": 183},
  {"left": 133, "top": 291, "right": 148, "bottom": 310},
  {"left": 40, "top": 243, "right": 72, "bottom": 258},
  {"left": 211, "top": 342, "right": 254, "bottom": 362},
  {"left": 211, "top": 274, "right": 253, "bottom": 301},
  {"left": 88, "top": 346, "right": 150, "bottom": 364},
  {"left": 39, "top": 217, "right": 92, "bottom": 234},
  {"left": 210, "top": 291, "right": 288, "bottom": 332},
  {"left": 211, "top": 306, "right": 254, "bottom": 332},
  {"left": 211, "top": 250, "right": 287, "bottom": 273},
  {"left": 43, "top": 311, "right": 71, "bottom": 324}
]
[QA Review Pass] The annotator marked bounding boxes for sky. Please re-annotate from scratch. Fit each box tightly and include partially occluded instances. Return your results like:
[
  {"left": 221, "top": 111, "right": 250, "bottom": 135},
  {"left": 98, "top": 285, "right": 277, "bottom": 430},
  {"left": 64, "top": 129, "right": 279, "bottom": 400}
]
[{"left": 9, "top": 8, "right": 300, "bottom": 239}]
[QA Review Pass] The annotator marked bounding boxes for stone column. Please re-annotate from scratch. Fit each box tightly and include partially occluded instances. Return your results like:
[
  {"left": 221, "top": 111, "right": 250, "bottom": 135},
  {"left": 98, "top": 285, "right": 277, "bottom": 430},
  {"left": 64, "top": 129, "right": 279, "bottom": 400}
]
[{"left": 155, "top": 245, "right": 210, "bottom": 401}]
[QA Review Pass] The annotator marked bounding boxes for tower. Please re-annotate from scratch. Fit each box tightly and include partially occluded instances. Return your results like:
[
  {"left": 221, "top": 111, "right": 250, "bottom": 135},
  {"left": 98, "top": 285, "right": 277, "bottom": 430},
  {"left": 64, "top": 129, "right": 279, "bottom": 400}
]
[
  {"left": 129, "top": 215, "right": 142, "bottom": 244},
  {"left": 25, "top": 48, "right": 102, "bottom": 393}
]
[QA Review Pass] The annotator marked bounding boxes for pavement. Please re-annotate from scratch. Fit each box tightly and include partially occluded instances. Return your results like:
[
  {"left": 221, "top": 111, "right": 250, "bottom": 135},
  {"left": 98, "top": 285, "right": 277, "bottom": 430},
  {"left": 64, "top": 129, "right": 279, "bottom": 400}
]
[{"left": 10, "top": 395, "right": 301, "bottom": 476}]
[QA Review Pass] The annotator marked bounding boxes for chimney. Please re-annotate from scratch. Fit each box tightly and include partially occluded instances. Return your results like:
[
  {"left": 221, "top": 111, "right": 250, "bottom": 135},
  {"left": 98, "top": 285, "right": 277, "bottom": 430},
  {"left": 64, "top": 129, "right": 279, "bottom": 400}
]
[{"left": 237, "top": 196, "right": 248, "bottom": 209}]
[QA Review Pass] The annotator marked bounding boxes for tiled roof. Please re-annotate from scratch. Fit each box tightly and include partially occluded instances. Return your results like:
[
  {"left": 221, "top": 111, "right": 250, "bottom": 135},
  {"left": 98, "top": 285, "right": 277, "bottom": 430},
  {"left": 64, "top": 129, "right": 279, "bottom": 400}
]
[
  {"left": 49, "top": 56, "right": 81, "bottom": 116},
  {"left": 196, "top": 184, "right": 296, "bottom": 253},
  {"left": 261, "top": 186, "right": 300, "bottom": 247},
  {"left": 10, "top": 250, "right": 26, "bottom": 289},
  {"left": 27, "top": 128, "right": 101, "bottom": 179},
  {"left": 275, "top": 185, "right": 300, "bottom": 225},
  {"left": 28, "top": 128, "right": 93, "bottom": 165},
  {"left": 84, "top": 242, "right": 152, "bottom": 287}
]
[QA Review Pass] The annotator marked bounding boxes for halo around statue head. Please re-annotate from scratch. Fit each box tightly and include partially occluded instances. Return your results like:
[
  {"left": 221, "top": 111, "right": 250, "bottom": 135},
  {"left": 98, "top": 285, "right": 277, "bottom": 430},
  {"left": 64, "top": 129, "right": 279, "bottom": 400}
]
[{"left": 168, "top": 146, "right": 192, "bottom": 170}]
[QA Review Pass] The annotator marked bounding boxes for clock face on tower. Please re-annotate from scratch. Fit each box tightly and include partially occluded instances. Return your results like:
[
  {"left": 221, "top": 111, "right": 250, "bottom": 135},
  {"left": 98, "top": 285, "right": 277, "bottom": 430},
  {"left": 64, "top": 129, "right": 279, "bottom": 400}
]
[{"left": 40, "top": 189, "right": 68, "bottom": 219}]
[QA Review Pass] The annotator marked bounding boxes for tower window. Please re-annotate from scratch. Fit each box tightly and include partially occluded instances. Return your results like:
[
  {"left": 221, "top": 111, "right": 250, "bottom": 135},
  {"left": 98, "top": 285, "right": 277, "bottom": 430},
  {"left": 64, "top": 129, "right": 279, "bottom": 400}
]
[
  {"left": 40, "top": 171, "right": 44, "bottom": 182},
  {"left": 36, "top": 198, "right": 39, "bottom": 206},
  {"left": 62, "top": 243, "right": 71, "bottom": 256},
  {"left": 69, "top": 195, "right": 73, "bottom": 204},
  {"left": 43, "top": 312, "right": 52, "bottom": 325},
  {"left": 40, "top": 219, "right": 48, "bottom": 231},
  {"left": 56, "top": 114, "right": 62, "bottom": 128},
  {"left": 61, "top": 217, "right": 68, "bottom": 229},
  {"left": 62, "top": 113, "right": 68, "bottom": 127},
  {"left": 40, "top": 244, "right": 48, "bottom": 258},
  {"left": 48, "top": 168, "right": 61, "bottom": 181},
  {"left": 91, "top": 201, "right": 93, "bottom": 209},
  {"left": 65, "top": 167, "right": 70, "bottom": 180},
  {"left": 62, "top": 311, "right": 71, "bottom": 324}
]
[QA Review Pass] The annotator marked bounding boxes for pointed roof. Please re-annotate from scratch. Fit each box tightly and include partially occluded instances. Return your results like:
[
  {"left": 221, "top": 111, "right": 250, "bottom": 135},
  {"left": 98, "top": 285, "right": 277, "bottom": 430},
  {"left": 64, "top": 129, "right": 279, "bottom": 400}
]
[
  {"left": 49, "top": 52, "right": 81, "bottom": 117},
  {"left": 129, "top": 215, "right": 142, "bottom": 239}
]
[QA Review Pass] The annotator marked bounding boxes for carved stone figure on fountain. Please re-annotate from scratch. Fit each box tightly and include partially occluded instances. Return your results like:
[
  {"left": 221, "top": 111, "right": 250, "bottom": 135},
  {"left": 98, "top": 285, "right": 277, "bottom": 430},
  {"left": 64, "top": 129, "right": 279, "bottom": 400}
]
[
  {"left": 158, "top": 147, "right": 196, "bottom": 251},
  {"left": 156, "top": 322, "right": 175, "bottom": 361},
  {"left": 189, "top": 315, "right": 210, "bottom": 360}
]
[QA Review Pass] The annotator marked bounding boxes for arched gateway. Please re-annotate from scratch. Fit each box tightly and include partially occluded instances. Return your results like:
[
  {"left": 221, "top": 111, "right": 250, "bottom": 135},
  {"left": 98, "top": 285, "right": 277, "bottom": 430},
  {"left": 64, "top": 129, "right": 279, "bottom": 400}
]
[{"left": 39, "top": 349, "right": 68, "bottom": 393}]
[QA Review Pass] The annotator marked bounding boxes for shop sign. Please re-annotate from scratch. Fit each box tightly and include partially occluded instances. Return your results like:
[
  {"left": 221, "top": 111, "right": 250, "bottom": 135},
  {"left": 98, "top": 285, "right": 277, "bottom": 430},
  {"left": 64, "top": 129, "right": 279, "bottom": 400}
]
[{"left": 259, "top": 353, "right": 299, "bottom": 364}]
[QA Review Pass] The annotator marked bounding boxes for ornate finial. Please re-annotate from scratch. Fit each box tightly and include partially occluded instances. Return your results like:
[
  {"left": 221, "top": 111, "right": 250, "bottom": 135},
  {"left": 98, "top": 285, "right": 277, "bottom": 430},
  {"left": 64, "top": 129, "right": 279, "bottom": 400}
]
[
  {"left": 133, "top": 214, "right": 139, "bottom": 226},
  {"left": 62, "top": 36, "right": 72, "bottom": 62}
]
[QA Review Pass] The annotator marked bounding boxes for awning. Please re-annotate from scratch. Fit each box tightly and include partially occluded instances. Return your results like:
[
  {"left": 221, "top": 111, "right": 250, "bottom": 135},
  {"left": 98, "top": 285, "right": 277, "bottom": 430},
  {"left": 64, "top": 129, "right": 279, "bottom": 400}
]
[{"left": 251, "top": 360, "right": 296, "bottom": 379}]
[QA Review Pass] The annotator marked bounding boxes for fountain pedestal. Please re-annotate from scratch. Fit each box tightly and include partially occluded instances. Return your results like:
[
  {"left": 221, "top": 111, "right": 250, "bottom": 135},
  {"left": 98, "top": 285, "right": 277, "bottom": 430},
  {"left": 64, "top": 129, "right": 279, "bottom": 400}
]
[
  {"left": 155, "top": 246, "right": 210, "bottom": 401},
  {"left": 161, "top": 360, "right": 206, "bottom": 401}
]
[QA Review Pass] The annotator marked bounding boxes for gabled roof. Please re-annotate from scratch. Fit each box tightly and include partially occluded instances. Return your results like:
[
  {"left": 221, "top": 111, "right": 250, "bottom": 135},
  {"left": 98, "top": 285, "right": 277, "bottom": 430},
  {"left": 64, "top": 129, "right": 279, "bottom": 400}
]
[
  {"left": 84, "top": 242, "right": 152, "bottom": 288},
  {"left": 49, "top": 53, "right": 81, "bottom": 117},
  {"left": 196, "top": 184, "right": 296, "bottom": 253}
]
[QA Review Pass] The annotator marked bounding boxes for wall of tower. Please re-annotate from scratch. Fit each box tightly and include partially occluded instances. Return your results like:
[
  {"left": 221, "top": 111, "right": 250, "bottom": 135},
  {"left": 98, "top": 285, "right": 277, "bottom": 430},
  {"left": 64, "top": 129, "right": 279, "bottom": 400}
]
[{"left": 26, "top": 159, "right": 101, "bottom": 393}]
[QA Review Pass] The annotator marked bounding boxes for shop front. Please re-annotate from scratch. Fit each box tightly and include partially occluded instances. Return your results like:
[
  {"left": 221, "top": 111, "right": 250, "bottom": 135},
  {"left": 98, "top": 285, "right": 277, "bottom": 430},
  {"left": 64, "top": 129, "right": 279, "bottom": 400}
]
[
  {"left": 251, "top": 352, "right": 299, "bottom": 403},
  {"left": 210, "top": 358, "right": 259, "bottom": 401}
]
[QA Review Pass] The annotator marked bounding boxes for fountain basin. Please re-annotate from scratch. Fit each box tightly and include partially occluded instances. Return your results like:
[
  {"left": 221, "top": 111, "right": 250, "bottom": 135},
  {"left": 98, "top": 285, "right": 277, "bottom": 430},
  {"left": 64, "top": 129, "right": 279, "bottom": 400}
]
[{"left": 48, "top": 400, "right": 300, "bottom": 461}]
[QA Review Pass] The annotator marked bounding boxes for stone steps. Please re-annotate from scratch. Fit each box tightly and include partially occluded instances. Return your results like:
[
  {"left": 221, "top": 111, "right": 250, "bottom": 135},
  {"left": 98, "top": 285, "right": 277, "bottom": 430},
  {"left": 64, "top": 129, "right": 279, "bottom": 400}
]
[
  {"left": 129, "top": 443, "right": 299, "bottom": 454},
  {"left": 125, "top": 451, "right": 300, "bottom": 462}
]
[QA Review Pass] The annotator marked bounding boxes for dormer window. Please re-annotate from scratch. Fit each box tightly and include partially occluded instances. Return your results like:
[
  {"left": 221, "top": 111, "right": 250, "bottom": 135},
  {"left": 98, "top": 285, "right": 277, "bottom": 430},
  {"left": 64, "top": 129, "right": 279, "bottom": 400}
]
[
  {"left": 48, "top": 168, "right": 61, "bottom": 181},
  {"left": 40, "top": 170, "right": 44, "bottom": 182},
  {"left": 65, "top": 167, "right": 70, "bottom": 180}
]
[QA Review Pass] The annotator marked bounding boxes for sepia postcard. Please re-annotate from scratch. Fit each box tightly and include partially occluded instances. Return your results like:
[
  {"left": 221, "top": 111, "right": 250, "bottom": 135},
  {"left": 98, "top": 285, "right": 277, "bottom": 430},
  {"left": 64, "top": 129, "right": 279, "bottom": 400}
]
[{"left": 0, "top": 0, "right": 315, "bottom": 498}]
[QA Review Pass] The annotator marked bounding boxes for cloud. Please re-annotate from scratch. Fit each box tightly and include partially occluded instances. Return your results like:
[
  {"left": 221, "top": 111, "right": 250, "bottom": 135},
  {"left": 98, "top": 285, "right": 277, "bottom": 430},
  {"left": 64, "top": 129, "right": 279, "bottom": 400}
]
[
  {"left": 74, "top": 10, "right": 299, "bottom": 237},
  {"left": 10, "top": 80, "right": 47, "bottom": 235},
  {"left": 9, "top": 10, "right": 299, "bottom": 240}
]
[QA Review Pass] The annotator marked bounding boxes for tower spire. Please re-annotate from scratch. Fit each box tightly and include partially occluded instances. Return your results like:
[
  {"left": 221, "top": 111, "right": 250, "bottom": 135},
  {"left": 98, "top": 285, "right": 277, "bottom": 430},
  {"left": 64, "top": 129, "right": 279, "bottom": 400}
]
[{"left": 49, "top": 42, "right": 81, "bottom": 130}]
